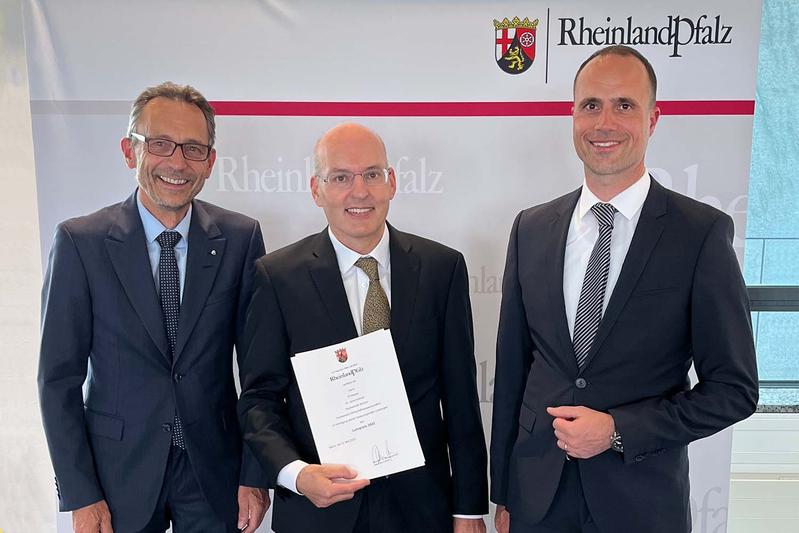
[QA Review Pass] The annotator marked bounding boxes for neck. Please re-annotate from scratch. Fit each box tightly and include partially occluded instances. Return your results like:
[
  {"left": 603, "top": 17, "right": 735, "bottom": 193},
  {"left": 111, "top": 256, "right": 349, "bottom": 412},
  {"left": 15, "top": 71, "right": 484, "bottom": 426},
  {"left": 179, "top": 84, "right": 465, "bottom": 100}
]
[
  {"left": 332, "top": 226, "right": 385, "bottom": 256},
  {"left": 138, "top": 191, "right": 188, "bottom": 230},
  {"left": 584, "top": 165, "right": 645, "bottom": 202}
]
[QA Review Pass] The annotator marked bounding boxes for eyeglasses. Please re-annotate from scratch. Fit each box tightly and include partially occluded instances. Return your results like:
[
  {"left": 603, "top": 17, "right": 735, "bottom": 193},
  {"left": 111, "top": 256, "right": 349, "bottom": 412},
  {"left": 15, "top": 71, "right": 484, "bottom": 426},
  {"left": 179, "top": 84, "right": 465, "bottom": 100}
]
[
  {"left": 129, "top": 132, "right": 212, "bottom": 162},
  {"left": 319, "top": 168, "right": 391, "bottom": 188}
]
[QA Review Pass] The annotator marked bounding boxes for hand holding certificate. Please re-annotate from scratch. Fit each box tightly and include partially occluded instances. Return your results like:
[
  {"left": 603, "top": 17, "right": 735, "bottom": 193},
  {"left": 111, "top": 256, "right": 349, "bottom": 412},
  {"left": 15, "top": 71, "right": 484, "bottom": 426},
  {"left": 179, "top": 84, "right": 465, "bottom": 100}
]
[{"left": 291, "top": 329, "right": 425, "bottom": 480}]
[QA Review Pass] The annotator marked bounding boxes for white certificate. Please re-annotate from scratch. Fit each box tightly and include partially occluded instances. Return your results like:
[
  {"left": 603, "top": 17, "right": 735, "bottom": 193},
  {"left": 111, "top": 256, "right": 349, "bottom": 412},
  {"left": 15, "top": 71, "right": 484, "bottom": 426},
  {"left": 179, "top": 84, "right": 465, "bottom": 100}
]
[{"left": 291, "top": 329, "right": 425, "bottom": 479}]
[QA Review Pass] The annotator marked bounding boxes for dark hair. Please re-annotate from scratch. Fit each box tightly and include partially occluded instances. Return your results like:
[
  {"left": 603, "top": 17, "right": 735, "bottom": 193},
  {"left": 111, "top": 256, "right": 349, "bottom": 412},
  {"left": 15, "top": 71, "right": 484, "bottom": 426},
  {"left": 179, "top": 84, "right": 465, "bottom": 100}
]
[
  {"left": 574, "top": 45, "right": 657, "bottom": 106},
  {"left": 126, "top": 81, "right": 216, "bottom": 146}
]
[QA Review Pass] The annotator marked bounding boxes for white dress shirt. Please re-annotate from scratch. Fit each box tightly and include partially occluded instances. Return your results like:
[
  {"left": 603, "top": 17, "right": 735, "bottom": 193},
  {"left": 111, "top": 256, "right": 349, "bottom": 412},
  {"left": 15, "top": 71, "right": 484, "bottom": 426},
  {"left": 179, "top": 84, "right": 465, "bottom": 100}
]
[{"left": 563, "top": 172, "right": 651, "bottom": 338}]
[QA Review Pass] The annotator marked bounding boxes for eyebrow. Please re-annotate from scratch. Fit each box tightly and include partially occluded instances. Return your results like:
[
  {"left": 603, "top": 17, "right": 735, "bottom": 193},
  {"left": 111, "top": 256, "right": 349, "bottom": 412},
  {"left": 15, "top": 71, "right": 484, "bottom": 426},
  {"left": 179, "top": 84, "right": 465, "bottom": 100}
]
[
  {"left": 148, "top": 134, "right": 209, "bottom": 145},
  {"left": 577, "top": 96, "right": 638, "bottom": 107},
  {"left": 328, "top": 165, "right": 385, "bottom": 173}
]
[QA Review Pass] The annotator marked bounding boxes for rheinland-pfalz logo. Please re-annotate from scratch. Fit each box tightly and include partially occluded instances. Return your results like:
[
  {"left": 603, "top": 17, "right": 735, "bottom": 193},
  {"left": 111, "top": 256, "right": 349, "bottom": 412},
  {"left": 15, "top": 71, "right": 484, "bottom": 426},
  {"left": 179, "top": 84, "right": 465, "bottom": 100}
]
[
  {"left": 494, "top": 16, "right": 539, "bottom": 74},
  {"left": 558, "top": 14, "right": 733, "bottom": 58}
]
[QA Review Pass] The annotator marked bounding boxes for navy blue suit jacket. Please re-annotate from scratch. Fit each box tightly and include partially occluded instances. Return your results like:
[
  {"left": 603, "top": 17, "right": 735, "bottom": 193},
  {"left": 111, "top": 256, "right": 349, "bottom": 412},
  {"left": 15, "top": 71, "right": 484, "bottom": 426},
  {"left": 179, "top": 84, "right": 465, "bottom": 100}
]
[
  {"left": 38, "top": 192, "right": 266, "bottom": 530},
  {"left": 490, "top": 179, "right": 758, "bottom": 533}
]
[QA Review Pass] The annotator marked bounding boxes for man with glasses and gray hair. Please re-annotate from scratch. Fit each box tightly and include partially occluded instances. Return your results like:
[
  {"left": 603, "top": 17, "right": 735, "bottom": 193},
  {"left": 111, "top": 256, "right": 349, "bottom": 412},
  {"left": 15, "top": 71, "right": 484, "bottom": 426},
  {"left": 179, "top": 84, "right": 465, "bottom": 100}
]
[
  {"left": 238, "top": 123, "right": 488, "bottom": 533},
  {"left": 38, "top": 81, "right": 269, "bottom": 532}
]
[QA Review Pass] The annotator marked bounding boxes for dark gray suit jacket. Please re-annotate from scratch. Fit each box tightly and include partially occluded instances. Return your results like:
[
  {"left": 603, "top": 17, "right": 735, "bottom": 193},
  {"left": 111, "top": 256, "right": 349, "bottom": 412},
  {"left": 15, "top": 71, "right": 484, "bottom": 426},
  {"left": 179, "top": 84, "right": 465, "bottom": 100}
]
[
  {"left": 238, "top": 224, "right": 488, "bottom": 533},
  {"left": 490, "top": 179, "right": 758, "bottom": 533},
  {"left": 38, "top": 192, "right": 266, "bottom": 531}
]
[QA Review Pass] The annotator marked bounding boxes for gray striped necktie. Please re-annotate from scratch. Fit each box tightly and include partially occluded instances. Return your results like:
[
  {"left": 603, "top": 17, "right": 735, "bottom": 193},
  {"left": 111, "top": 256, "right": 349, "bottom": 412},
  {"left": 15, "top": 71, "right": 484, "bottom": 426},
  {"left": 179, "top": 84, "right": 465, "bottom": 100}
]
[{"left": 572, "top": 203, "right": 617, "bottom": 369}]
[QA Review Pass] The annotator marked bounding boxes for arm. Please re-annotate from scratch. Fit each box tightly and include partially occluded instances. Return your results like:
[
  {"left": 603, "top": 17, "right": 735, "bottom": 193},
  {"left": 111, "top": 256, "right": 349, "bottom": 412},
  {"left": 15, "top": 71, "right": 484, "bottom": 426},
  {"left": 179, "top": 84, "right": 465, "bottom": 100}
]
[
  {"left": 237, "top": 259, "right": 369, "bottom": 507},
  {"left": 37, "top": 224, "right": 105, "bottom": 511},
  {"left": 440, "top": 252, "right": 488, "bottom": 515},
  {"left": 235, "top": 220, "right": 269, "bottom": 489},
  {"left": 490, "top": 212, "right": 535, "bottom": 505},
  {"left": 234, "top": 220, "right": 271, "bottom": 531},
  {"left": 237, "top": 258, "right": 304, "bottom": 484},
  {"left": 608, "top": 213, "right": 759, "bottom": 463}
]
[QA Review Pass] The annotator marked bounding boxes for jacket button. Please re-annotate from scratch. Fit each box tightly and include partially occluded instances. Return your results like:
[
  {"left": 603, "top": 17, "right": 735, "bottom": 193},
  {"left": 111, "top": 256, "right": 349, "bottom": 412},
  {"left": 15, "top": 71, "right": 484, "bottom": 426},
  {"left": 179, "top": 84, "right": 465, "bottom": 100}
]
[
  {"left": 162, "top": 423, "right": 172, "bottom": 433},
  {"left": 575, "top": 378, "right": 587, "bottom": 389},
  {"left": 173, "top": 373, "right": 183, "bottom": 382},
  {"left": 634, "top": 455, "right": 645, "bottom": 462}
]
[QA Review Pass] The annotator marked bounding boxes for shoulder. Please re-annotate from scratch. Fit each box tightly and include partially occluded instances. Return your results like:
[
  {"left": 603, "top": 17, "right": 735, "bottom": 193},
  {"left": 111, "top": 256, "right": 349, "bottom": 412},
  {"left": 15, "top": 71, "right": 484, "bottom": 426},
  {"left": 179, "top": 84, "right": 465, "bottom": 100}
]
[
  {"left": 390, "top": 227, "right": 465, "bottom": 272},
  {"left": 56, "top": 201, "right": 125, "bottom": 240},
  {"left": 194, "top": 199, "right": 260, "bottom": 233},
  {"left": 655, "top": 181, "right": 732, "bottom": 233},
  {"left": 256, "top": 233, "right": 319, "bottom": 273},
  {"left": 515, "top": 188, "right": 580, "bottom": 230}
]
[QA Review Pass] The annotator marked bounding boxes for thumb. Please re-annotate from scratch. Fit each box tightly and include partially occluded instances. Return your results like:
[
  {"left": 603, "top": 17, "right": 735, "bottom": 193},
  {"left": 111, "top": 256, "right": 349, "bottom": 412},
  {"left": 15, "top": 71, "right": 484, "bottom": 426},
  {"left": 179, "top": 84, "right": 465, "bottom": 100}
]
[
  {"left": 237, "top": 499, "right": 249, "bottom": 529},
  {"left": 322, "top": 463, "right": 358, "bottom": 479},
  {"left": 547, "top": 405, "right": 580, "bottom": 419}
]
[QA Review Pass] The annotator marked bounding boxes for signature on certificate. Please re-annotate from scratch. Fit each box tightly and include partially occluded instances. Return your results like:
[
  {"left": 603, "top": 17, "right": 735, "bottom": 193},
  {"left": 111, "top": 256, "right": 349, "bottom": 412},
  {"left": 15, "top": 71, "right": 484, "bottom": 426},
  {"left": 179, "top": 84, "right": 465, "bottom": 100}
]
[{"left": 371, "top": 440, "right": 399, "bottom": 465}]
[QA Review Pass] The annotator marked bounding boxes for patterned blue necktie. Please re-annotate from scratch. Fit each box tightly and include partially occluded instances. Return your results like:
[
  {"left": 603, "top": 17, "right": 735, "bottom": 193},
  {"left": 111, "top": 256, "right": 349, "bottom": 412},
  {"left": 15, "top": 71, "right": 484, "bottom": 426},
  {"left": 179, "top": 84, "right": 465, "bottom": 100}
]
[
  {"left": 156, "top": 231, "right": 185, "bottom": 449},
  {"left": 572, "top": 203, "right": 617, "bottom": 369}
]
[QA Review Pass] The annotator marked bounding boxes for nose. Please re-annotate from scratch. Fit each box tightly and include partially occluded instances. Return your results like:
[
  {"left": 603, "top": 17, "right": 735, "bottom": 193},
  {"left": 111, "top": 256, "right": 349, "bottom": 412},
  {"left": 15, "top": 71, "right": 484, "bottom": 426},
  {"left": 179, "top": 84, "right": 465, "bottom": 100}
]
[
  {"left": 348, "top": 174, "right": 370, "bottom": 198},
  {"left": 594, "top": 107, "right": 615, "bottom": 130},
  {"left": 166, "top": 146, "right": 190, "bottom": 169}
]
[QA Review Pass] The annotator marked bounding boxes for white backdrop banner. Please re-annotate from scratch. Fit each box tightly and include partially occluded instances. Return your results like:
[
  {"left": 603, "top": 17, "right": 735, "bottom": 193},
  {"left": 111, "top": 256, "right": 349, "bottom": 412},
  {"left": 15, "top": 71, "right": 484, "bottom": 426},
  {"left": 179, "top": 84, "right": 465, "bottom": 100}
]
[{"left": 23, "top": 1, "right": 761, "bottom": 531}]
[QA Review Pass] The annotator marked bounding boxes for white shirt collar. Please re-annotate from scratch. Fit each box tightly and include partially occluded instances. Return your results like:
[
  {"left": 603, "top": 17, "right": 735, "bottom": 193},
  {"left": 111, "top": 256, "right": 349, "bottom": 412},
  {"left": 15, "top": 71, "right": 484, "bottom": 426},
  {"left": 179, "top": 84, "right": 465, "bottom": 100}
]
[
  {"left": 328, "top": 224, "right": 390, "bottom": 274},
  {"left": 578, "top": 170, "right": 651, "bottom": 222}
]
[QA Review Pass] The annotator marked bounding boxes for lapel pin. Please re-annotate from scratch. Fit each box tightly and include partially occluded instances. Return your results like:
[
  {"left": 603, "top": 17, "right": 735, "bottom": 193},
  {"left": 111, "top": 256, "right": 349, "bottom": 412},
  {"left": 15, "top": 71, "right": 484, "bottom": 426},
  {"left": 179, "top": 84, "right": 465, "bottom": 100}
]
[{"left": 210, "top": 249, "right": 217, "bottom": 256}]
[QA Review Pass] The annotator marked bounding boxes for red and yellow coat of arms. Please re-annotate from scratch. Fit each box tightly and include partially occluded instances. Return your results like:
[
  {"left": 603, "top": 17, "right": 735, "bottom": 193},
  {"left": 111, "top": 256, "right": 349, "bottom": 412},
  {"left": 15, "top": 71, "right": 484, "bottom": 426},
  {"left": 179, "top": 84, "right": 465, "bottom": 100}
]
[{"left": 495, "top": 17, "right": 539, "bottom": 75}]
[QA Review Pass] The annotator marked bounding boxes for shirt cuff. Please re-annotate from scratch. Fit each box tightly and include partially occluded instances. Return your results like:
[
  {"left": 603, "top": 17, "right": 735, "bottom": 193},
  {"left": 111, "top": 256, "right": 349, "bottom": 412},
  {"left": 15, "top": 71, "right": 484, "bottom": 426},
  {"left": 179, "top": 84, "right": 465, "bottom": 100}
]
[
  {"left": 276, "top": 459, "right": 309, "bottom": 495},
  {"left": 453, "top": 515, "right": 484, "bottom": 519}
]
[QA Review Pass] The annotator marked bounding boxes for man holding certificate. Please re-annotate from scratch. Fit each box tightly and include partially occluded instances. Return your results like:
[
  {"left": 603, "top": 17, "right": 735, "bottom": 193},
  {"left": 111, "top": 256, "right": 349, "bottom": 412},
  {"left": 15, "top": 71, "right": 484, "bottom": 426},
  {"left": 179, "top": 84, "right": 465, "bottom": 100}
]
[{"left": 239, "top": 123, "right": 488, "bottom": 533}]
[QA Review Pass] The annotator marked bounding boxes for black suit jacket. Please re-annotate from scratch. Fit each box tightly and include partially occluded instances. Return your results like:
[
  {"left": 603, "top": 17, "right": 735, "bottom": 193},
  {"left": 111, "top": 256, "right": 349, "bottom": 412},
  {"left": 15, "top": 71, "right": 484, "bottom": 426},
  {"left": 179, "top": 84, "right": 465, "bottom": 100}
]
[
  {"left": 38, "top": 192, "right": 266, "bottom": 531},
  {"left": 238, "top": 225, "right": 488, "bottom": 533},
  {"left": 490, "top": 179, "right": 758, "bottom": 533}
]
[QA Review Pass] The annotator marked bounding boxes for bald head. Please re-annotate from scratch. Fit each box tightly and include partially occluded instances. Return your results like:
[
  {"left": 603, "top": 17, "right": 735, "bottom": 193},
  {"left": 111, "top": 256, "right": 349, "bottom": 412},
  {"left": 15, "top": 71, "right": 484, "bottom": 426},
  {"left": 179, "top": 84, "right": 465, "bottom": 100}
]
[{"left": 313, "top": 123, "right": 388, "bottom": 177}]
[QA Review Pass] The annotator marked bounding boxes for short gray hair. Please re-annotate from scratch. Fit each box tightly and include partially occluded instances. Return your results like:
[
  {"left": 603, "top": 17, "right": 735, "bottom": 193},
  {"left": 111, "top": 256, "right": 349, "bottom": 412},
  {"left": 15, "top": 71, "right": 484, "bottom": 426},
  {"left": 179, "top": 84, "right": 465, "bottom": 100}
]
[{"left": 126, "top": 81, "right": 216, "bottom": 146}]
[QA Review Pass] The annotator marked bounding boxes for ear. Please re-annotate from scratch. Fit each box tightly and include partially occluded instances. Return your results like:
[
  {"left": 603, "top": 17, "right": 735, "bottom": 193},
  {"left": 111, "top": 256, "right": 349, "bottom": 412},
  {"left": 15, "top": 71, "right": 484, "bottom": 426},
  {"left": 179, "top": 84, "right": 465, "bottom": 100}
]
[
  {"left": 387, "top": 168, "right": 397, "bottom": 200},
  {"left": 203, "top": 148, "right": 217, "bottom": 180},
  {"left": 121, "top": 137, "right": 137, "bottom": 169},
  {"left": 649, "top": 106, "right": 661, "bottom": 136},
  {"left": 310, "top": 176, "right": 323, "bottom": 206}
]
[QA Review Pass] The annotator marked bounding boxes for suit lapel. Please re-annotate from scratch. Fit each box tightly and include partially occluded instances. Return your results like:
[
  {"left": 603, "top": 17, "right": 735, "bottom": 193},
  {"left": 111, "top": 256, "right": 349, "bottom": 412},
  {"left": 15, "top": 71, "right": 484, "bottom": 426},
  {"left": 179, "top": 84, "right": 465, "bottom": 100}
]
[
  {"left": 387, "top": 224, "right": 420, "bottom": 352},
  {"left": 548, "top": 190, "right": 582, "bottom": 375},
  {"left": 105, "top": 193, "right": 171, "bottom": 363},
  {"left": 578, "top": 177, "right": 668, "bottom": 372},
  {"left": 174, "top": 201, "right": 226, "bottom": 361},
  {"left": 308, "top": 230, "right": 359, "bottom": 340}
]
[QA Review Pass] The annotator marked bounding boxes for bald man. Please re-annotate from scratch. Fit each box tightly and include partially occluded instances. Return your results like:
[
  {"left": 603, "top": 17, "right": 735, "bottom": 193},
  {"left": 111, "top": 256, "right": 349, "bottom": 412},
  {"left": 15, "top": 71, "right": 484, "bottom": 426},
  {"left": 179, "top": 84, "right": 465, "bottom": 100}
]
[{"left": 238, "top": 123, "right": 488, "bottom": 533}]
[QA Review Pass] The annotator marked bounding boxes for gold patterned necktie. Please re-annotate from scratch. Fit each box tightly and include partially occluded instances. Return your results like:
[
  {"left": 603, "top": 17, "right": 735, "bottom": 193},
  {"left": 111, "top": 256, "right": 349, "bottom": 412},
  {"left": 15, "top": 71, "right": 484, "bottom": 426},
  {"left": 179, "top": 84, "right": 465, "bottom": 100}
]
[{"left": 354, "top": 256, "right": 390, "bottom": 335}]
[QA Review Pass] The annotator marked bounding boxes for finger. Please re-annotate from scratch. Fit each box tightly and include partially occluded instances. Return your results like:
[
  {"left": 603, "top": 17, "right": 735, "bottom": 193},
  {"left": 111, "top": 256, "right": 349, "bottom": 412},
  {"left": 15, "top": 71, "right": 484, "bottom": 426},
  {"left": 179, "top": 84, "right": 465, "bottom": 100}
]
[
  {"left": 330, "top": 477, "right": 370, "bottom": 493},
  {"left": 237, "top": 497, "right": 249, "bottom": 530},
  {"left": 547, "top": 406, "right": 580, "bottom": 419},
  {"left": 321, "top": 464, "right": 359, "bottom": 479}
]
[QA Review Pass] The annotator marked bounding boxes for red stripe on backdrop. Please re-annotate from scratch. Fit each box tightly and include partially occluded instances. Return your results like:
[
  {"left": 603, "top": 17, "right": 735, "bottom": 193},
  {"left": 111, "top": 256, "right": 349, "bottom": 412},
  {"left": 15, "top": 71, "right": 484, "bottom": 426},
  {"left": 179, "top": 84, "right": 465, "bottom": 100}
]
[{"left": 210, "top": 100, "right": 754, "bottom": 117}]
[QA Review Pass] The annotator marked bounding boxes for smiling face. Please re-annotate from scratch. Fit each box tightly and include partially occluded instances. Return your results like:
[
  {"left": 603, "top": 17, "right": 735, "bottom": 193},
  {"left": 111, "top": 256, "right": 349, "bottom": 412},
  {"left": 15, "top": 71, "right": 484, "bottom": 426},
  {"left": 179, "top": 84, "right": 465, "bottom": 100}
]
[
  {"left": 310, "top": 124, "right": 396, "bottom": 255},
  {"left": 572, "top": 53, "right": 660, "bottom": 197},
  {"left": 121, "top": 97, "right": 216, "bottom": 228}
]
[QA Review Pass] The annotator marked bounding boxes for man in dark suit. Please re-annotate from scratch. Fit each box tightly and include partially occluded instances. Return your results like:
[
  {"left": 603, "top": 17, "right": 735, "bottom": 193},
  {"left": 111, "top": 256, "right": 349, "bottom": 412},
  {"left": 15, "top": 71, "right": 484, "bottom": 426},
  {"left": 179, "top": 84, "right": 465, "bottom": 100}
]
[
  {"left": 38, "top": 82, "right": 269, "bottom": 533},
  {"left": 238, "top": 123, "right": 488, "bottom": 533},
  {"left": 490, "top": 46, "right": 759, "bottom": 533}
]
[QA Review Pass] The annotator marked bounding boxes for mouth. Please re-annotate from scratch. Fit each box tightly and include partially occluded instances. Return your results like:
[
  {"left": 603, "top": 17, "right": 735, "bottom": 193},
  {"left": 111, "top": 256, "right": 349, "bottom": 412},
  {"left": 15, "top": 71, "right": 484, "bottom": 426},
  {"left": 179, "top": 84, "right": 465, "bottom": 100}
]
[
  {"left": 345, "top": 207, "right": 374, "bottom": 217},
  {"left": 157, "top": 174, "right": 190, "bottom": 186},
  {"left": 589, "top": 140, "right": 622, "bottom": 149}
]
